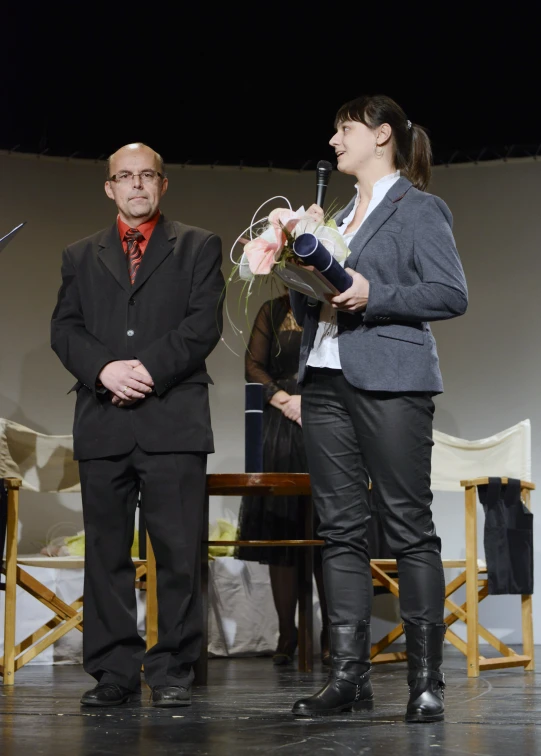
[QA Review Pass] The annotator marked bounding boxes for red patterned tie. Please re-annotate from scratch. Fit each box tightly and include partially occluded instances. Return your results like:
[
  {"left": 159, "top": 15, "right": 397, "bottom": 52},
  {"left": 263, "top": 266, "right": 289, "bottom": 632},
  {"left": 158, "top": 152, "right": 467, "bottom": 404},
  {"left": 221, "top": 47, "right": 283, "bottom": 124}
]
[{"left": 124, "top": 228, "right": 145, "bottom": 284}]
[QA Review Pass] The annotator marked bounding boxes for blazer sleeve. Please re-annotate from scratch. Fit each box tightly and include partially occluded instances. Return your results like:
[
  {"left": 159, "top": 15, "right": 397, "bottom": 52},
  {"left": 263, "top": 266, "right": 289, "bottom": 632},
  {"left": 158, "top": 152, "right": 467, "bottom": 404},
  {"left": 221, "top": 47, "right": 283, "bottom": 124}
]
[
  {"left": 364, "top": 195, "right": 468, "bottom": 323},
  {"left": 50, "top": 248, "right": 117, "bottom": 396},
  {"left": 135, "top": 233, "right": 225, "bottom": 396}
]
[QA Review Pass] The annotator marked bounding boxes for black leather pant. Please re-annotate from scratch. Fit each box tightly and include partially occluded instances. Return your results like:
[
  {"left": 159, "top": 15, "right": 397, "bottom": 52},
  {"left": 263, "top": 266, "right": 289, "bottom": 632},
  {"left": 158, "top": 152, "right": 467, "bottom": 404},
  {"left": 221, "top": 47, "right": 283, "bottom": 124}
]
[{"left": 301, "top": 368, "right": 445, "bottom": 625}]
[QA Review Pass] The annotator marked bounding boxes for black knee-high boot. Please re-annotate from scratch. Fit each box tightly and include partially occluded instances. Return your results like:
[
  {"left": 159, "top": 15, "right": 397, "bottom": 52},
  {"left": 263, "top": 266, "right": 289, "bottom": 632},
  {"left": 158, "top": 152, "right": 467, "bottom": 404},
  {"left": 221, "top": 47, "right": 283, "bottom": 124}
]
[
  {"left": 404, "top": 623, "right": 446, "bottom": 723},
  {"left": 292, "top": 622, "right": 374, "bottom": 717}
]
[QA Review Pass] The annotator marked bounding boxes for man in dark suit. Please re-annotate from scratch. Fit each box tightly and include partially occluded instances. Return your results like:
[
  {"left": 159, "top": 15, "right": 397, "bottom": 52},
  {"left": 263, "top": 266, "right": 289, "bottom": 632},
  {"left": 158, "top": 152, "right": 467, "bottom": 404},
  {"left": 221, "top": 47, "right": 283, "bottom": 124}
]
[{"left": 51, "top": 142, "right": 224, "bottom": 708}]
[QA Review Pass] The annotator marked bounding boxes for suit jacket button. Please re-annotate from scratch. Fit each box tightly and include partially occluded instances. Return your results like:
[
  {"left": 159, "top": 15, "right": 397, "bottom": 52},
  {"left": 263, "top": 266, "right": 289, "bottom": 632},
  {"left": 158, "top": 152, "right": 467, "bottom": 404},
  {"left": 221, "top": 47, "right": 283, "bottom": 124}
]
[
  {"left": 127, "top": 329, "right": 134, "bottom": 336},
  {"left": 129, "top": 297, "right": 135, "bottom": 305}
]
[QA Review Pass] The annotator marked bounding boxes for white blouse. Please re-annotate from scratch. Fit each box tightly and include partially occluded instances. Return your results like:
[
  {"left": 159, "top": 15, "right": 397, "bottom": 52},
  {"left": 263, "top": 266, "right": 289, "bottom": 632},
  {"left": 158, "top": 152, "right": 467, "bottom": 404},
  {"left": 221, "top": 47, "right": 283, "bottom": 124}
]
[{"left": 306, "top": 171, "right": 401, "bottom": 369}]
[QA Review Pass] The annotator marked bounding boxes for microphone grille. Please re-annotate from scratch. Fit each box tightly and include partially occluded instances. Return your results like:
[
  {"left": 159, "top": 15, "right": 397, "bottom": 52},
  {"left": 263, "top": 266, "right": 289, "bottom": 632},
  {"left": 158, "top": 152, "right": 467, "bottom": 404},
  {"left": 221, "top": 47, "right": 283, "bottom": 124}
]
[{"left": 317, "top": 160, "right": 333, "bottom": 173}]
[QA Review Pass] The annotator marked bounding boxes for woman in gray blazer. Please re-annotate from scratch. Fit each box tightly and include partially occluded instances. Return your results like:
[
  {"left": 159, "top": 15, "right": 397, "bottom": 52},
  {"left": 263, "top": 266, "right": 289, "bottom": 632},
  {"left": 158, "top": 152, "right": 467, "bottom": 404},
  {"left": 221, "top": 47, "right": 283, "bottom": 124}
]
[{"left": 290, "top": 94, "right": 468, "bottom": 722}]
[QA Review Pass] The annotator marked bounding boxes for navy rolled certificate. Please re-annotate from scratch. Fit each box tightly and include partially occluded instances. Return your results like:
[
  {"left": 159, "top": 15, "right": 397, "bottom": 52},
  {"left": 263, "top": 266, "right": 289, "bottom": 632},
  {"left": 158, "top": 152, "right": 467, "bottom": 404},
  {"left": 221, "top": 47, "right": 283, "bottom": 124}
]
[
  {"left": 292, "top": 233, "right": 353, "bottom": 292},
  {"left": 245, "top": 382, "right": 264, "bottom": 472}
]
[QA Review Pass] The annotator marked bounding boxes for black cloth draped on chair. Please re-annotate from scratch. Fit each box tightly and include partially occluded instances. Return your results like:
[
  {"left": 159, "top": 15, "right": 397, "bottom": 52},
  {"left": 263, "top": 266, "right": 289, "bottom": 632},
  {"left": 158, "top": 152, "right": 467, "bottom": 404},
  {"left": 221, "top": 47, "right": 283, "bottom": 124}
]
[{"left": 478, "top": 477, "right": 534, "bottom": 595}]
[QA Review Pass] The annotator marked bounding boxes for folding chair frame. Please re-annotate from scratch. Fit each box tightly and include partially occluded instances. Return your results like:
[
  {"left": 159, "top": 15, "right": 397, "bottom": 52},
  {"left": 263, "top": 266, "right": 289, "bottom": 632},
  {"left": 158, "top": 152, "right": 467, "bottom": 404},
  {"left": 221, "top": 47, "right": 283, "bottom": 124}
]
[{"left": 367, "top": 477, "right": 535, "bottom": 677}]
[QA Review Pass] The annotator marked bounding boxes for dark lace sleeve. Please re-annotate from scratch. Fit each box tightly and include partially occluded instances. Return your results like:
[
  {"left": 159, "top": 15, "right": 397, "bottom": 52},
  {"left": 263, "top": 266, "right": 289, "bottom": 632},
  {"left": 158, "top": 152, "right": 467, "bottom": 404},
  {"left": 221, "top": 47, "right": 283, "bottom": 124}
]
[{"left": 245, "top": 300, "right": 282, "bottom": 402}]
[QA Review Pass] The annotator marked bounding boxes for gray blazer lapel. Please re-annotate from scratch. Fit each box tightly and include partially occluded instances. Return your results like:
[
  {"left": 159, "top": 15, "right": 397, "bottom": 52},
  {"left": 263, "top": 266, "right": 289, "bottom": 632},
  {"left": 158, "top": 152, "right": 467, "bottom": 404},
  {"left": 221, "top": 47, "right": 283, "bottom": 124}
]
[
  {"left": 333, "top": 196, "right": 356, "bottom": 227},
  {"left": 131, "top": 216, "right": 176, "bottom": 293},
  {"left": 97, "top": 224, "right": 131, "bottom": 292},
  {"left": 344, "top": 176, "right": 413, "bottom": 270}
]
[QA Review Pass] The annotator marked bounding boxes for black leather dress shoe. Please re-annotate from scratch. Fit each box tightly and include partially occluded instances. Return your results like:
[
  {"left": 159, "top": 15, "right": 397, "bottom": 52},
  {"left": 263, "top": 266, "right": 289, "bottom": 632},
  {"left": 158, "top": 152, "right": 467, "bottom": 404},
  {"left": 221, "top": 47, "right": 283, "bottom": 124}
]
[
  {"left": 151, "top": 685, "right": 192, "bottom": 708},
  {"left": 80, "top": 683, "right": 140, "bottom": 707}
]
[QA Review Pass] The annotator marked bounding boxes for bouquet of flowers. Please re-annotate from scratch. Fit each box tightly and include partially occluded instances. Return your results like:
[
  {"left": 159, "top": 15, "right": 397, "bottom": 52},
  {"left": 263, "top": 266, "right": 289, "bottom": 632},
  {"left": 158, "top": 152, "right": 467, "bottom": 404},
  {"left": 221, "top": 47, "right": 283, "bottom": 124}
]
[
  {"left": 223, "top": 195, "right": 351, "bottom": 353},
  {"left": 234, "top": 196, "right": 349, "bottom": 282}
]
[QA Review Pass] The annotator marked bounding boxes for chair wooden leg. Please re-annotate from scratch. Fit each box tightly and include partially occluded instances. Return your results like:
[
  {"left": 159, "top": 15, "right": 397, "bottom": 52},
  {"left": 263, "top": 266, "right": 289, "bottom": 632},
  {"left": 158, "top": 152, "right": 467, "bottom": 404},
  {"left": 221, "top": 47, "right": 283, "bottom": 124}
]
[
  {"left": 521, "top": 595, "right": 534, "bottom": 670},
  {"left": 194, "top": 492, "right": 209, "bottom": 686},
  {"left": 145, "top": 532, "right": 158, "bottom": 650},
  {"left": 3, "top": 480, "right": 21, "bottom": 685},
  {"left": 465, "top": 484, "right": 480, "bottom": 677}
]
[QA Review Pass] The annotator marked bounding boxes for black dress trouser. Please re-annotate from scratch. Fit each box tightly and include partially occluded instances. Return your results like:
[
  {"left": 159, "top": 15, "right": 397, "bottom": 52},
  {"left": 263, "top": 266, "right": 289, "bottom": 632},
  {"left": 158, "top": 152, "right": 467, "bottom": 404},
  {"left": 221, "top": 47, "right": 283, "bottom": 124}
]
[
  {"left": 301, "top": 368, "right": 445, "bottom": 626},
  {"left": 78, "top": 445, "right": 207, "bottom": 690}
]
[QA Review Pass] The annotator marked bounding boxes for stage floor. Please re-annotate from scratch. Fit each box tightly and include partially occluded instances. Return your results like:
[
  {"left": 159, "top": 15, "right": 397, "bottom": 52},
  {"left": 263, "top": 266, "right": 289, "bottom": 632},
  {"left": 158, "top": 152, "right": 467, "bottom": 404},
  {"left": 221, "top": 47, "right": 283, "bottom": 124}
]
[{"left": 1, "top": 647, "right": 539, "bottom": 755}]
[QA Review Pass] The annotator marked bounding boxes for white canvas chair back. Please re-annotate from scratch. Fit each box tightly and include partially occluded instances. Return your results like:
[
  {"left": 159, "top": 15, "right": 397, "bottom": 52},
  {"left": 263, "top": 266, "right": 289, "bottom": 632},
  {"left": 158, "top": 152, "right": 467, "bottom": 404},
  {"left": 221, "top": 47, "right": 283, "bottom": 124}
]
[
  {"left": 431, "top": 419, "right": 531, "bottom": 492},
  {"left": 0, "top": 418, "right": 80, "bottom": 493}
]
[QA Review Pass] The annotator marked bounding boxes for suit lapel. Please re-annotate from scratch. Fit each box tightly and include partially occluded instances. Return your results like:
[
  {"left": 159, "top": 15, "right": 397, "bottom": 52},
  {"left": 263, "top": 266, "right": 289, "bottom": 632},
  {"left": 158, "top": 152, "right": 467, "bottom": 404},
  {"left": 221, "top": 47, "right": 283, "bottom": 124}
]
[
  {"left": 97, "top": 224, "right": 132, "bottom": 292},
  {"left": 131, "top": 216, "right": 176, "bottom": 294},
  {"left": 97, "top": 216, "right": 177, "bottom": 293},
  {"left": 334, "top": 196, "right": 356, "bottom": 227},
  {"left": 344, "top": 176, "right": 413, "bottom": 270}
]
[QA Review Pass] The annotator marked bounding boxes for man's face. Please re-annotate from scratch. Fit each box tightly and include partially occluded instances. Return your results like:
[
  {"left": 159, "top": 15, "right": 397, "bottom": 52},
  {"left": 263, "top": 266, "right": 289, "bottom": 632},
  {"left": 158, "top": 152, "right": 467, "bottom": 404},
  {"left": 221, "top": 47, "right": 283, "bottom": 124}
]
[{"left": 104, "top": 145, "right": 168, "bottom": 225}]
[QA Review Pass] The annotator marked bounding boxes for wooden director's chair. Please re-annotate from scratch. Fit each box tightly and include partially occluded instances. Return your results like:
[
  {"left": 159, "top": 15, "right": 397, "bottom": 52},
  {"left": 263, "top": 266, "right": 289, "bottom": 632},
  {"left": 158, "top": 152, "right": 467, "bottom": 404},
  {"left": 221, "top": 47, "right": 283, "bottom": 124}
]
[
  {"left": 369, "top": 477, "right": 535, "bottom": 678},
  {"left": 0, "top": 477, "right": 158, "bottom": 685}
]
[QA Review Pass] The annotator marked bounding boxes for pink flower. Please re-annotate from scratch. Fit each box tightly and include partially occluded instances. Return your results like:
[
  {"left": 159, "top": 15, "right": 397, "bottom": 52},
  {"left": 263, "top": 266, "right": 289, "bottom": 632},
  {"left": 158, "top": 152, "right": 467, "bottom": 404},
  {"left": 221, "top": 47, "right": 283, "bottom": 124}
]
[
  {"left": 268, "top": 208, "right": 300, "bottom": 246},
  {"left": 243, "top": 237, "right": 280, "bottom": 275}
]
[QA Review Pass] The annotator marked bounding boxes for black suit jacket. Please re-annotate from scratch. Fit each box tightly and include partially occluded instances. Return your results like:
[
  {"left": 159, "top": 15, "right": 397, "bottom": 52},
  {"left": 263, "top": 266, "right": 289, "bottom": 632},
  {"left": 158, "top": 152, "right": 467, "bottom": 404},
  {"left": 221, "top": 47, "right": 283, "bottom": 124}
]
[{"left": 51, "top": 214, "right": 224, "bottom": 460}]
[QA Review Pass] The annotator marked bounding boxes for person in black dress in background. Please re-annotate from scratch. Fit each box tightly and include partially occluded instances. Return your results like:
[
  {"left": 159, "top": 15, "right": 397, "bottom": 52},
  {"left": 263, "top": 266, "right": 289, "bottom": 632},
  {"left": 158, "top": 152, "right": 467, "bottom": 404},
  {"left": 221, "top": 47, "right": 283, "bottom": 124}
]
[{"left": 236, "top": 293, "right": 329, "bottom": 665}]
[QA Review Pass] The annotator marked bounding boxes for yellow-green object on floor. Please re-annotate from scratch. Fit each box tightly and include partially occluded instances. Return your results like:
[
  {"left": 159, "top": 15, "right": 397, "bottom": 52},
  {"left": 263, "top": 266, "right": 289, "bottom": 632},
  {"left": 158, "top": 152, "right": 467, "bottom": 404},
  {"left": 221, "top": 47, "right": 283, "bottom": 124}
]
[
  {"left": 208, "top": 519, "right": 236, "bottom": 559},
  {"left": 62, "top": 530, "right": 140, "bottom": 558}
]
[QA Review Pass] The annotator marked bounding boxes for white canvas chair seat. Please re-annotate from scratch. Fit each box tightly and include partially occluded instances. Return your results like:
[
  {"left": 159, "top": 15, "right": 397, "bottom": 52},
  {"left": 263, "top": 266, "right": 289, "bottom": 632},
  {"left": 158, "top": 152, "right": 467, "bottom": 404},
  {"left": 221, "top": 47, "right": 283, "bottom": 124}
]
[
  {"left": 370, "top": 419, "right": 535, "bottom": 676},
  {"left": 0, "top": 418, "right": 157, "bottom": 685}
]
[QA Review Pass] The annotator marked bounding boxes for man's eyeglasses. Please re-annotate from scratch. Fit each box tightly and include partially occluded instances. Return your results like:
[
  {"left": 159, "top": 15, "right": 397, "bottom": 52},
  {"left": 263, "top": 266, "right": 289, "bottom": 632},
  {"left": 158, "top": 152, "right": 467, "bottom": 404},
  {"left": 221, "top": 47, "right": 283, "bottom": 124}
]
[{"left": 108, "top": 170, "right": 164, "bottom": 184}]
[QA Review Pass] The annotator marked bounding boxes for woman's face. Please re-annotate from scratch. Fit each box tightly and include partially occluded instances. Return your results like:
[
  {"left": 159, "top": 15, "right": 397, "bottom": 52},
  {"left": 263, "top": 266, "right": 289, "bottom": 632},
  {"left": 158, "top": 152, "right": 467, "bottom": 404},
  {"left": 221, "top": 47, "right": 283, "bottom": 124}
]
[{"left": 329, "top": 119, "right": 377, "bottom": 175}]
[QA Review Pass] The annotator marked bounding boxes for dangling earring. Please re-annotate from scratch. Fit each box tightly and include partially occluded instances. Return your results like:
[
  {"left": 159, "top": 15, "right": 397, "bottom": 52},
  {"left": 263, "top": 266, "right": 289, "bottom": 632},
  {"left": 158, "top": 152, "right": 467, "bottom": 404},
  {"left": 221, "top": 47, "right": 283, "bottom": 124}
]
[{"left": 375, "top": 142, "right": 384, "bottom": 159}]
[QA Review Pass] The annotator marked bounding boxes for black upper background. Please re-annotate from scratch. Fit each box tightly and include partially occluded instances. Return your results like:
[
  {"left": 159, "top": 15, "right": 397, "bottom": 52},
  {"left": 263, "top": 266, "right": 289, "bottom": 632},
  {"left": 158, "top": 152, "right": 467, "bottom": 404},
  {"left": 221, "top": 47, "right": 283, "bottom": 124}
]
[{"left": 2, "top": 7, "right": 539, "bottom": 170}]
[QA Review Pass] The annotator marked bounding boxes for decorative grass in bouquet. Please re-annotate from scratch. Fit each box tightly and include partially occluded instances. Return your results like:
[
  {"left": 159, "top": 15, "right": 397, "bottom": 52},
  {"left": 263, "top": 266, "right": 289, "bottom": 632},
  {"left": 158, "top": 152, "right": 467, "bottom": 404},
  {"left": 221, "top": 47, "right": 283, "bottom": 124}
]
[{"left": 224, "top": 195, "right": 351, "bottom": 350}]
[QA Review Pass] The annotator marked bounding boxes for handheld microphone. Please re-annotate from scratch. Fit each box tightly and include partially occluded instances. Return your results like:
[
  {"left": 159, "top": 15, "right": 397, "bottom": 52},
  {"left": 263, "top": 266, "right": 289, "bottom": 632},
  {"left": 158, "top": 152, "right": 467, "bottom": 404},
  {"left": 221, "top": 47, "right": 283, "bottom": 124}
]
[{"left": 315, "top": 160, "right": 333, "bottom": 208}]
